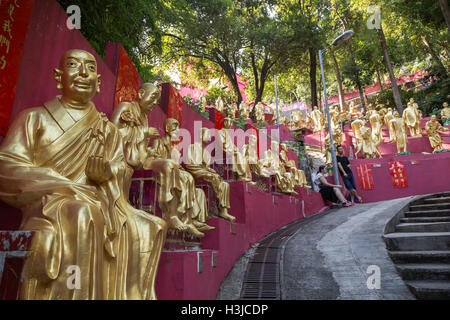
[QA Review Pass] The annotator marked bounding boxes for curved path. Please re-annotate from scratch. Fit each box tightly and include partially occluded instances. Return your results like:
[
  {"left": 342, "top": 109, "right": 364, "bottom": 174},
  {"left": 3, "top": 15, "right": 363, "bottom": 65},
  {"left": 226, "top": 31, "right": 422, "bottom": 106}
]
[{"left": 282, "top": 197, "right": 415, "bottom": 300}]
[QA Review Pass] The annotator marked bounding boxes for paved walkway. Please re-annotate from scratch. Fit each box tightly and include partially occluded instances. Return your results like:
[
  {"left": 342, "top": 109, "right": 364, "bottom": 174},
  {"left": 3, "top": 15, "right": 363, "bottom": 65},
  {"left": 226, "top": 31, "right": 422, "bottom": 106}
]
[{"left": 282, "top": 197, "right": 416, "bottom": 300}]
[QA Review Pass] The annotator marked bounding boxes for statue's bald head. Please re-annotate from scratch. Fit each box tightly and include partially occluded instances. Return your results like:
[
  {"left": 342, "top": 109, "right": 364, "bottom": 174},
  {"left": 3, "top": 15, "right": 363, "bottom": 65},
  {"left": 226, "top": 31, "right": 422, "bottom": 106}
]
[
  {"left": 54, "top": 49, "right": 100, "bottom": 104},
  {"left": 137, "top": 82, "right": 160, "bottom": 113}
]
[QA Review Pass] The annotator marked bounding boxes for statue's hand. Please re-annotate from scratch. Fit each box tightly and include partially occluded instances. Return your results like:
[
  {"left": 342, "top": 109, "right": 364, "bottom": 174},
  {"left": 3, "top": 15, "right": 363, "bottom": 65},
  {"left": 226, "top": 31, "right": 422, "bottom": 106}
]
[
  {"left": 86, "top": 156, "right": 113, "bottom": 184},
  {"left": 121, "top": 111, "right": 137, "bottom": 125},
  {"left": 146, "top": 127, "right": 160, "bottom": 138}
]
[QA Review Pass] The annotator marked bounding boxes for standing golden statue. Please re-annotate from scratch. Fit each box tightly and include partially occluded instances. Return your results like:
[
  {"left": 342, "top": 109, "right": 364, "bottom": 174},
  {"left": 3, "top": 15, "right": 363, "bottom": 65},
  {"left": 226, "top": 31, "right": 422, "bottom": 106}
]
[
  {"left": 355, "top": 126, "right": 382, "bottom": 159},
  {"left": 218, "top": 117, "right": 253, "bottom": 183},
  {"left": 185, "top": 127, "right": 235, "bottom": 222},
  {"left": 255, "top": 102, "right": 265, "bottom": 122},
  {"left": 239, "top": 101, "right": 250, "bottom": 119},
  {"left": 215, "top": 96, "right": 224, "bottom": 113},
  {"left": 390, "top": 111, "right": 408, "bottom": 153},
  {"left": 311, "top": 106, "right": 324, "bottom": 133},
  {"left": 402, "top": 98, "right": 422, "bottom": 137},
  {"left": 280, "top": 143, "right": 308, "bottom": 188},
  {"left": 243, "top": 134, "right": 272, "bottom": 178},
  {"left": 151, "top": 118, "right": 213, "bottom": 237},
  {"left": 351, "top": 116, "right": 366, "bottom": 145},
  {"left": 201, "top": 96, "right": 207, "bottom": 112},
  {"left": 0, "top": 50, "right": 167, "bottom": 300},
  {"left": 441, "top": 102, "right": 450, "bottom": 126},
  {"left": 384, "top": 107, "right": 396, "bottom": 142},
  {"left": 111, "top": 83, "right": 213, "bottom": 236},
  {"left": 369, "top": 108, "right": 384, "bottom": 146},
  {"left": 425, "top": 115, "right": 449, "bottom": 153}
]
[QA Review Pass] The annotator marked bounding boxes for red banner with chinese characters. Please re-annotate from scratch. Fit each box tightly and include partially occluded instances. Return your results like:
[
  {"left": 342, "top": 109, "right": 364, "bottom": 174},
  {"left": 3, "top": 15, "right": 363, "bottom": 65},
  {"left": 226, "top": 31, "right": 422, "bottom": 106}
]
[
  {"left": 389, "top": 161, "right": 408, "bottom": 188},
  {"left": 357, "top": 164, "right": 375, "bottom": 190},
  {"left": 214, "top": 109, "right": 225, "bottom": 130},
  {"left": 113, "top": 46, "right": 140, "bottom": 109},
  {"left": 248, "top": 123, "right": 260, "bottom": 159},
  {"left": 168, "top": 85, "right": 183, "bottom": 124},
  {"left": 0, "top": 0, "right": 35, "bottom": 136}
]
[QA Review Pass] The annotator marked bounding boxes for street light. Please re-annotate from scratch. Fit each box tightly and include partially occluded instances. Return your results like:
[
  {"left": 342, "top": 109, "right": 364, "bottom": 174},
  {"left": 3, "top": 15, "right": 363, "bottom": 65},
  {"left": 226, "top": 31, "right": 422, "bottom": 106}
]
[
  {"left": 318, "top": 30, "right": 354, "bottom": 185},
  {"left": 274, "top": 58, "right": 290, "bottom": 143}
]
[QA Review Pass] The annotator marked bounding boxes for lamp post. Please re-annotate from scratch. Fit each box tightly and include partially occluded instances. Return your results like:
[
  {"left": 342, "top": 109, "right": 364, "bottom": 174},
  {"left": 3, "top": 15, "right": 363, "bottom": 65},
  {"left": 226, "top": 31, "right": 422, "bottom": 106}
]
[
  {"left": 319, "top": 30, "right": 354, "bottom": 185},
  {"left": 274, "top": 58, "right": 290, "bottom": 143}
]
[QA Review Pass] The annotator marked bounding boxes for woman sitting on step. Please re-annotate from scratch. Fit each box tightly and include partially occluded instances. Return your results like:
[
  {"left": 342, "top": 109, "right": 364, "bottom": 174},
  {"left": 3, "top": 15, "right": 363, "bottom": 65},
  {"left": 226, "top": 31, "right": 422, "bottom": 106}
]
[{"left": 313, "top": 166, "right": 353, "bottom": 207}]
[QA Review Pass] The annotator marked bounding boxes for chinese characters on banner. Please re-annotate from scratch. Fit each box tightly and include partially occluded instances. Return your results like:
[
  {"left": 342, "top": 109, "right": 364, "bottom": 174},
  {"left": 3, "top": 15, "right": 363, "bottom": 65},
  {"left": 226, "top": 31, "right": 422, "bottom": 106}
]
[
  {"left": 168, "top": 85, "right": 183, "bottom": 124},
  {"left": 357, "top": 164, "right": 375, "bottom": 190},
  {"left": 113, "top": 46, "right": 140, "bottom": 109},
  {"left": 0, "top": 0, "right": 35, "bottom": 136},
  {"left": 389, "top": 161, "right": 408, "bottom": 188}
]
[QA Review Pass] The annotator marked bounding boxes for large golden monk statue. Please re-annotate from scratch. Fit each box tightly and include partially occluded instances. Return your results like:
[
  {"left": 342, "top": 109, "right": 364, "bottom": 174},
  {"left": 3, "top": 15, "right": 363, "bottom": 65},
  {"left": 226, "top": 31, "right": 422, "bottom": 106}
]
[
  {"left": 311, "top": 106, "right": 323, "bottom": 133},
  {"left": 239, "top": 101, "right": 250, "bottom": 119},
  {"left": 255, "top": 102, "right": 265, "bottom": 123},
  {"left": 243, "top": 134, "right": 272, "bottom": 178},
  {"left": 390, "top": 111, "right": 408, "bottom": 153},
  {"left": 425, "top": 115, "right": 449, "bottom": 153},
  {"left": 384, "top": 107, "right": 395, "bottom": 143},
  {"left": 0, "top": 50, "right": 167, "bottom": 299},
  {"left": 185, "top": 128, "right": 235, "bottom": 222},
  {"left": 402, "top": 98, "right": 422, "bottom": 138}
]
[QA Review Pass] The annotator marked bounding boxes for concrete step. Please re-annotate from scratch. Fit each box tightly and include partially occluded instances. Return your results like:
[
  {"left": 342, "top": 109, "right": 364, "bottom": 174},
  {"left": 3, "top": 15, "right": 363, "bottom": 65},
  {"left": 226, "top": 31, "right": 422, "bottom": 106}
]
[
  {"left": 389, "top": 251, "right": 450, "bottom": 264},
  {"left": 400, "top": 216, "right": 450, "bottom": 223},
  {"left": 423, "top": 196, "right": 450, "bottom": 204},
  {"left": 396, "top": 263, "right": 450, "bottom": 281},
  {"left": 395, "top": 222, "right": 450, "bottom": 233},
  {"left": 383, "top": 232, "right": 450, "bottom": 251},
  {"left": 406, "top": 280, "right": 450, "bottom": 300},
  {"left": 404, "top": 209, "right": 450, "bottom": 218},
  {"left": 409, "top": 203, "right": 450, "bottom": 212}
]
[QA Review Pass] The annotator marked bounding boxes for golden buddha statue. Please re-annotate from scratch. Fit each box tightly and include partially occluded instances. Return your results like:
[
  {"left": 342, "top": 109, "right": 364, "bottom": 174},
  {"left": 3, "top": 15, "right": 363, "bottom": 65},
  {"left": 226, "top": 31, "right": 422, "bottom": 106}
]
[
  {"left": 311, "top": 106, "right": 323, "bottom": 133},
  {"left": 261, "top": 140, "right": 296, "bottom": 194},
  {"left": 218, "top": 117, "right": 253, "bottom": 183},
  {"left": 402, "top": 98, "right": 422, "bottom": 137},
  {"left": 351, "top": 116, "right": 366, "bottom": 145},
  {"left": 280, "top": 143, "right": 309, "bottom": 188},
  {"left": 369, "top": 108, "right": 384, "bottom": 146},
  {"left": 239, "top": 101, "right": 250, "bottom": 119},
  {"left": 243, "top": 134, "right": 272, "bottom": 178},
  {"left": 355, "top": 126, "right": 382, "bottom": 159},
  {"left": 425, "top": 115, "right": 449, "bottom": 153},
  {"left": 390, "top": 111, "right": 408, "bottom": 153},
  {"left": 0, "top": 49, "right": 167, "bottom": 300},
  {"left": 215, "top": 96, "right": 224, "bottom": 113},
  {"left": 384, "top": 107, "right": 396, "bottom": 142},
  {"left": 111, "top": 84, "right": 213, "bottom": 236},
  {"left": 185, "top": 128, "right": 235, "bottom": 222},
  {"left": 440, "top": 102, "right": 450, "bottom": 126},
  {"left": 255, "top": 102, "right": 265, "bottom": 122},
  {"left": 151, "top": 118, "right": 213, "bottom": 237}
]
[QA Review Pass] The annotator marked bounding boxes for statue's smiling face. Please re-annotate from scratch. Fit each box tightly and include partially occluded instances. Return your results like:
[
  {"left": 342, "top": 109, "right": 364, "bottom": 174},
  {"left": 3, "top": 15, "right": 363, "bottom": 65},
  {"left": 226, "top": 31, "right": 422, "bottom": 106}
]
[{"left": 56, "top": 50, "right": 100, "bottom": 103}]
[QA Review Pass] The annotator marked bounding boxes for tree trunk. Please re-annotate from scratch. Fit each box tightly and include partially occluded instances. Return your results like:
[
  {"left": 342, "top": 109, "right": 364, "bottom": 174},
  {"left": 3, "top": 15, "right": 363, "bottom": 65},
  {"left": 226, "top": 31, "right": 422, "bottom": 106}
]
[
  {"left": 309, "top": 47, "right": 318, "bottom": 108},
  {"left": 377, "top": 26, "right": 403, "bottom": 114},
  {"left": 331, "top": 51, "right": 345, "bottom": 111},
  {"left": 376, "top": 67, "right": 383, "bottom": 91},
  {"left": 439, "top": 0, "right": 450, "bottom": 31},
  {"left": 347, "top": 42, "right": 366, "bottom": 112}
]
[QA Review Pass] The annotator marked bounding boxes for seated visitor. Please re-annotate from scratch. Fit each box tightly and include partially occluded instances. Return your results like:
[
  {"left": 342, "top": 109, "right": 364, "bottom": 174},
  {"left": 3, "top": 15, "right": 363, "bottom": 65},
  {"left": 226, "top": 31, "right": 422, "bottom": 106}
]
[{"left": 313, "top": 166, "right": 353, "bottom": 207}]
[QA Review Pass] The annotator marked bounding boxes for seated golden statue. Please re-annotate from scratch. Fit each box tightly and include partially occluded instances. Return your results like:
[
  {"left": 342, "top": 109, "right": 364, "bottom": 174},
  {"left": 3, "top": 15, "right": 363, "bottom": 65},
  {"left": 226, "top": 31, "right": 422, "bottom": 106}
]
[
  {"left": 390, "top": 111, "right": 408, "bottom": 153},
  {"left": 425, "top": 115, "right": 449, "bottom": 153},
  {"left": 356, "top": 126, "right": 382, "bottom": 158},
  {"left": 239, "top": 101, "right": 250, "bottom": 119},
  {"left": 243, "top": 134, "right": 272, "bottom": 178},
  {"left": 261, "top": 140, "right": 296, "bottom": 194},
  {"left": 311, "top": 106, "right": 323, "bottom": 133},
  {"left": 440, "top": 102, "right": 450, "bottom": 126},
  {"left": 185, "top": 128, "right": 235, "bottom": 222},
  {"left": 384, "top": 108, "right": 396, "bottom": 143},
  {"left": 111, "top": 84, "right": 213, "bottom": 236},
  {"left": 0, "top": 49, "right": 167, "bottom": 300},
  {"left": 369, "top": 109, "right": 384, "bottom": 146},
  {"left": 280, "top": 143, "right": 309, "bottom": 188},
  {"left": 255, "top": 102, "right": 265, "bottom": 122},
  {"left": 218, "top": 117, "right": 253, "bottom": 183},
  {"left": 151, "top": 118, "right": 213, "bottom": 237},
  {"left": 402, "top": 98, "right": 422, "bottom": 137}
]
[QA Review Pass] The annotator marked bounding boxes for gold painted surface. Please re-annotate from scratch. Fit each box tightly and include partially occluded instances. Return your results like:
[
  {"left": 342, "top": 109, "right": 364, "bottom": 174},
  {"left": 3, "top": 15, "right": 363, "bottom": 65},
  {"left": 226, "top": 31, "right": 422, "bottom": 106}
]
[
  {"left": 390, "top": 111, "right": 409, "bottom": 153},
  {"left": 311, "top": 106, "right": 323, "bottom": 133},
  {"left": 0, "top": 50, "right": 166, "bottom": 300},
  {"left": 238, "top": 101, "right": 250, "bottom": 119},
  {"left": 425, "top": 115, "right": 449, "bottom": 152},
  {"left": 402, "top": 98, "right": 422, "bottom": 138},
  {"left": 280, "top": 143, "right": 309, "bottom": 188}
]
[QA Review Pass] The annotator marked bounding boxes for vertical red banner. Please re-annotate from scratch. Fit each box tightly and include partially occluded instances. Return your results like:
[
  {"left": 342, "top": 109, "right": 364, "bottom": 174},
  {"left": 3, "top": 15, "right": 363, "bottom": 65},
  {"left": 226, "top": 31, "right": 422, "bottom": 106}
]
[
  {"left": 113, "top": 46, "right": 140, "bottom": 109},
  {"left": 214, "top": 109, "right": 225, "bottom": 130},
  {"left": 168, "top": 85, "right": 183, "bottom": 124},
  {"left": 357, "top": 164, "right": 375, "bottom": 190},
  {"left": 0, "top": 0, "right": 35, "bottom": 135},
  {"left": 389, "top": 161, "right": 408, "bottom": 188}
]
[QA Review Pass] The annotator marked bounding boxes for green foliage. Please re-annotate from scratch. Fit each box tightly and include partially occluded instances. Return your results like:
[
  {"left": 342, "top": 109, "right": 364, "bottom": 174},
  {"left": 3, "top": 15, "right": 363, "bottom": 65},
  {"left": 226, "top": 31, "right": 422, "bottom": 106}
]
[
  {"left": 182, "top": 95, "right": 209, "bottom": 119},
  {"left": 204, "top": 86, "right": 236, "bottom": 106}
]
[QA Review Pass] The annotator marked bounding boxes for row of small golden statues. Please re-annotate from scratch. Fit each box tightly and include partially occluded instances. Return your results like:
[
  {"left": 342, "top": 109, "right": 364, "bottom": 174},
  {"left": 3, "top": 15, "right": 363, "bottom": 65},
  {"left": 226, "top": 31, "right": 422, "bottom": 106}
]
[{"left": 0, "top": 50, "right": 310, "bottom": 300}]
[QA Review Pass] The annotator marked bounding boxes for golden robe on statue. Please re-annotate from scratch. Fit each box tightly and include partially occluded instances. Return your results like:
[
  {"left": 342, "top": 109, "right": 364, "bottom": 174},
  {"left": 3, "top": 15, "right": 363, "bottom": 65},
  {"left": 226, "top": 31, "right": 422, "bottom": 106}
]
[{"left": 0, "top": 97, "right": 166, "bottom": 300}]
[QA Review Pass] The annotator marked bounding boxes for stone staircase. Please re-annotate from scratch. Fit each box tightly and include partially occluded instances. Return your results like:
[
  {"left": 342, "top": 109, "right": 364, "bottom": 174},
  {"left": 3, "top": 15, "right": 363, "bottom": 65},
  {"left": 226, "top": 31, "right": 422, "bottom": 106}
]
[{"left": 383, "top": 193, "right": 450, "bottom": 299}]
